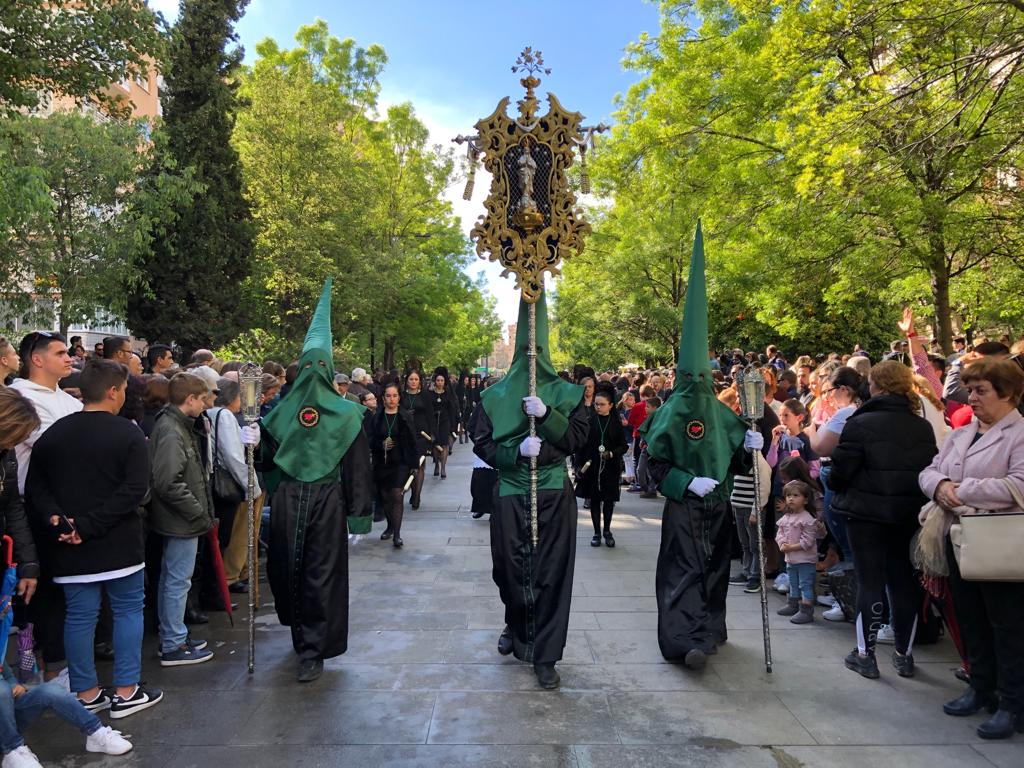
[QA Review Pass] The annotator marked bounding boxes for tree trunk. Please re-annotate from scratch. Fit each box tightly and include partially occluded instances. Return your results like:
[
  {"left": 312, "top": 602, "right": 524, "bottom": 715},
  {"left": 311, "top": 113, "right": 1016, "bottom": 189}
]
[
  {"left": 929, "top": 259, "right": 954, "bottom": 356},
  {"left": 383, "top": 337, "right": 396, "bottom": 372}
]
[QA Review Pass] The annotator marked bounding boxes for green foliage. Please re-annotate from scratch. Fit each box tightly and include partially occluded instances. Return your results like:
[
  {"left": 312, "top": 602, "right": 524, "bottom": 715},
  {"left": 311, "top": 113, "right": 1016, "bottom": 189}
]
[
  {"left": 558, "top": 0, "right": 1024, "bottom": 359},
  {"left": 126, "top": 0, "right": 254, "bottom": 353},
  {"left": 0, "top": 113, "right": 186, "bottom": 334},
  {"left": 233, "top": 22, "right": 499, "bottom": 372}
]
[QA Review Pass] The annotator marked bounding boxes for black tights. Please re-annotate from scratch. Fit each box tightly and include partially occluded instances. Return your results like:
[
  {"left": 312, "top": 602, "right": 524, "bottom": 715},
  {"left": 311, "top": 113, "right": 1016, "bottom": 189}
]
[
  {"left": 382, "top": 487, "right": 404, "bottom": 537},
  {"left": 591, "top": 499, "right": 615, "bottom": 535},
  {"left": 846, "top": 518, "right": 922, "bottom": 656}
]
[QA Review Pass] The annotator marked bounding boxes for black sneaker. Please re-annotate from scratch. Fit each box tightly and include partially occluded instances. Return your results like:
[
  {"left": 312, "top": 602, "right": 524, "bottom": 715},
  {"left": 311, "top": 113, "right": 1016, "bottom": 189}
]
[
  {"left": 728, "top": 573, "right": 748, "bottom": 585},
  {"left": 159, "top": 644, "right": 213, "bottom": 667},
  {"left": 109, "top": 685, "right": 163, "bottom": 720},
  {"left": 158, "top": 637, "right": 207, "bottom": 659},
  {"left": 78, "top": 689, "right": 112, "bottom": 713},
  {"left": 844, "top": 649, "right": 880, "bottom": 679},
  {"left": 891, "top": 651, "right": 915, "bottom": 678},
  {"left": 743, "top": 579, "right": 761, "bottom": 593}
]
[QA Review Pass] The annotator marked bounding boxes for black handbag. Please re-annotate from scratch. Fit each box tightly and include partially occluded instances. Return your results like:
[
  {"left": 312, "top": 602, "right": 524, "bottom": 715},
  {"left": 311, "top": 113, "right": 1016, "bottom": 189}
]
[{"left": 212, "top": 409, "right": 245, "bottom": 505}]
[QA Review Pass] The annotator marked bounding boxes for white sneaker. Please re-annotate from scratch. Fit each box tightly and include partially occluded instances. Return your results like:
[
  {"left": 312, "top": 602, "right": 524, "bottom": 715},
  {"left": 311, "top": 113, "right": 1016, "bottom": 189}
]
[
  {"left": 824, "top": 603, "right": 846, "bottom": 621},
  {"left": 86, "top": 725, "right": 133, "bottom": 755},
  {"left": 54, "top": 667, "right": 71, "bottom": 692},
  {"left": 773, "top": 573, "right": 789, "bottom": 593},
  {"left": 816, "top": 594, "right": 835, "bottom": 607},
  {"left": 2, "top": 746, "right": 43, "bottom": 768},
  {"left": 876, "top": 624, "right": 895, "bottom": 644}
]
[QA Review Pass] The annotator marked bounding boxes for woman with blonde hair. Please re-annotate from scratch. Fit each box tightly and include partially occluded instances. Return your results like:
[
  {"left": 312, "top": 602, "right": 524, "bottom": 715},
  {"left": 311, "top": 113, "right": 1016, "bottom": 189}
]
[{"left": 829, "top": 361, "right": 938, "bottom": 680}]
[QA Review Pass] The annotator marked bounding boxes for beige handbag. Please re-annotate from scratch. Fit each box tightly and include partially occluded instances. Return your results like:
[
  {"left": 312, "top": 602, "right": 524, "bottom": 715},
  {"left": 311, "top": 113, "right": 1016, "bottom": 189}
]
[{"left": 950, "top": 478, "right": 1024, "bottom": 582}]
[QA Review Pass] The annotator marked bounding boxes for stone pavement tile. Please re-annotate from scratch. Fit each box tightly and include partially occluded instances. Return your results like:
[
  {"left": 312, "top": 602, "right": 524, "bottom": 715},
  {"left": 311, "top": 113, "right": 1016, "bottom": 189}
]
[
  {"left": 229, "top": 656, "right": 404, "bottom": 690},
  {"left": 570, "top": 596, "right": 658, "bottom": 613},
  {"left": 28, "top": 744, "right": 181, "bottom": 767},
  {"left": 351, "top": 549, "right": 461, "bottom": 570},
  {"left": 724, "top": 606, "right": 853, "bottom": 631},
  {"left": 711, "top": 660, "right": 899, "bottom": 693},
  {"left": 712, "top": 628, "right": 854, "bottom": 663},
  {"left": 395, "top": 662, "right": 541, "bottom": 691},
  {"left": 576, "top": 573, "right": 658, "bottom": 597},
  {"left": 428, "top": 691, "right": 617, "bottom": 745},
  {"left": 166, "top": 745, "right": 577, "bottom": 767},
  {"left": 444, "top": 629, "right": 595, "bottom": 664},
  {"left": 608, "top": 691, "right": 816, "bottom": 746},
  {"left": 558, "top": 662, "right": 728, "bottom": 693},
  {"left": 972, "top": 742, "right": 1024, "bottom": 768},
  {"left": 782, "top": 745, "right": 998, "bottom": 768},
  {"left": 424, "top": 594, "right": 506, "bottom": 614},
  {"left": 593, "top": 611, "right": 658, "bottom": 630},
  {"left": 350, "top": 567, "right": 442, "bottom": 585},
  {"left": 339, "top": 629, "right": 451, "bottom": 664},
  {"left": 349, "top": 610, "right": 470, "bottom": 631},
  {"left": 574, "top": 744, "right": 777, "bottom": 768},
  {"left": 778, "top": 688, "right": 982, "bottom": 745},
  {"left": 349, "top": 594, "right": 430, "bottom": 613},
  {"left": 584, "top": 629, "right": 665, "bottom": 664},
  {"left": 229, "top": 689, "right": 436, "bottom": 745}
]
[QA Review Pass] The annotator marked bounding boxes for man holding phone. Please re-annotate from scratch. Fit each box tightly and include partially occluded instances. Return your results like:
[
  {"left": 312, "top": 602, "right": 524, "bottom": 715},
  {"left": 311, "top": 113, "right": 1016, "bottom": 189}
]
[{"left": 26, "top": 360, "right": 159, "bottom": 719}]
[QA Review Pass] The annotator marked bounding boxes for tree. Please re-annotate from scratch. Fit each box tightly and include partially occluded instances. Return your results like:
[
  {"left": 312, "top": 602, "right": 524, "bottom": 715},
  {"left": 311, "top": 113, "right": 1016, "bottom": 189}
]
[
  {"left": 0, "top": 0, "right": 164, "bottom": 114},
  {"left": 126, "top": 0, "right": 254, "bottom": 352},
  {"left": 0, "top": 113, "right": 186, "bottom": 335}
]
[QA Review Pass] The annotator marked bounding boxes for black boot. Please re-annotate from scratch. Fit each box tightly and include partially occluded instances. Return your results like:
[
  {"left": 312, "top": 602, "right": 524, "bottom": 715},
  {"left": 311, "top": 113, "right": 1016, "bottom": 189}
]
[
  {"left": 683, "top": 648, "right": 707, "bottom": 671},
  {"left": 497, "top": 625, "right": 513, "bottom": 656},
  {"left": 297, "top": 657, "right": 324, "bottom": 683},
  {"left": 590, "top": 534, "right": 601, "bottom": 547},
  {"left": 977, "top": 709, "right": 1024, "bottom": 739},
  {"left": 534, "top": 662, "right": 560, "bottom": 689},
  {"left": 943, "top": 687, "right": 998, "bottom": 717},
  {"left": 603, "top": 531, "right": 615, "bottom": 548},
  {"left": 844, "top": 649, "right": 879, "bottom": 679}
]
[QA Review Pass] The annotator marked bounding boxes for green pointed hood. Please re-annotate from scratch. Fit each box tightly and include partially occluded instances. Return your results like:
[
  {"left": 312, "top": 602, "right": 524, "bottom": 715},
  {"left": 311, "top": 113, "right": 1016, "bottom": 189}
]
[
  {"left": 481, "top": 289, "right": 584, "bottom": 495},
  {"left": 640, "top": 222, "right": 748, "bottom": 503},
  {"left": 262, "top": 277, "right": 365, "bottom": 482}
]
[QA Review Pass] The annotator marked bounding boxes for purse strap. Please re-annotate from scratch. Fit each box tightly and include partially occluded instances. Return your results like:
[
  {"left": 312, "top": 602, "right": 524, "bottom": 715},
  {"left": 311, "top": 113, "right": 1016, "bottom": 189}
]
[
  {"left": 212, "top": 408, "right": 226, "bottom": 470},
  {"left": 1003, "top": 477, "right": 1024, "bottom": 510}
]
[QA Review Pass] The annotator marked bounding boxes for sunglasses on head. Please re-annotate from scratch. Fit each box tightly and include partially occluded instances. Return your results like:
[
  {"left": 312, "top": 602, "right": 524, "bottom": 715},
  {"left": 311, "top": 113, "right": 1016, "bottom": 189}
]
[{"left": 20, "top": 330, "right": 59, "bottom": 356}]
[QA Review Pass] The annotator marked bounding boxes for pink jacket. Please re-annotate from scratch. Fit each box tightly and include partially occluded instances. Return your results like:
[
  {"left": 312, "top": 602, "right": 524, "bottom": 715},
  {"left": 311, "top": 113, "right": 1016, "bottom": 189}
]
[
  {"left": 919, "top": 409, "right": 1024, "bottom": 511},
  {"left": 775, "top": 510, "right": 819, "bottom": 564}
]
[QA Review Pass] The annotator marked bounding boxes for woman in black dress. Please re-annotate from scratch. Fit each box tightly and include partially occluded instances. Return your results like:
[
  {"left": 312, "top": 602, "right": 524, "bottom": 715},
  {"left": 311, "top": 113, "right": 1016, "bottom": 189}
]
[
  {"left": 431, "top": 372, "right": 460, "bottom": 478},
  {"left": 369, "top": 383, "right": 417, "bottom": 548},
  {"left": 574, "top": 388, "right": 628, "bottom": 547},
  {"left": 401, "top": 370, "right": 431, "bottom": 509}
]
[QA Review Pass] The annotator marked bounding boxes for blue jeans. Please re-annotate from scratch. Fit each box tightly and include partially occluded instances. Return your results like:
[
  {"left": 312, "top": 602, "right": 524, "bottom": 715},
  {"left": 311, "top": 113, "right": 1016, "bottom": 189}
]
[
  {"left": 0, "top": 679, "right": 99, "bottom": 754},
  {"left": 820, "top": 465, "right": 851, "bottom": 562},
  {"left": 788, "top": 562, "right": 817, "bottom": 601},
  {"left": 63, "top": 568, "right": 144, "bottom": 692},
  {"left": 159, "top": 536, "right": 199, "bottom": 654}
]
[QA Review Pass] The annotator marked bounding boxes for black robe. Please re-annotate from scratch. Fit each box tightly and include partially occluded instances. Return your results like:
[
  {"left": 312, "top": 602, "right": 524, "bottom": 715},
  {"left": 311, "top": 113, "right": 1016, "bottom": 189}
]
[
  {"left": 472, "top": 403, "right": 590, "bottom": 664},
  {"left": 258, "top": 431, "right": 373, "bottom": 660},
  {"left": 368, "top": 409, "right": 418, "bottom": 489},
  {"left": 648, "top": 449, "right": 748, "bottom": 659},
  {"left": 573, "top": 410, "right": 628, "bottom": 503},
  {"left": 431, "top": 388, "right": 460, "bottom": 447},
  {"left": 401, "top": 390, "right": 433, "bottom": 455}
]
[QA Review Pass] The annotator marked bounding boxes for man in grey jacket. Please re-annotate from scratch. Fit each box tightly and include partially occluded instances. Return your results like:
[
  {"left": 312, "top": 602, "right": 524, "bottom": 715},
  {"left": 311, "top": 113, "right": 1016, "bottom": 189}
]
[{"left": 149, "top": 372, "right": 216, "bottom": 667}]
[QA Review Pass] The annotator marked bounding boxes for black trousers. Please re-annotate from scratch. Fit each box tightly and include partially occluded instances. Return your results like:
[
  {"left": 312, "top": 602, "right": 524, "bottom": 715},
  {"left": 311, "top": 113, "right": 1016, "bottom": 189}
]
[
  {"left": 947, "top": 537, "right": 1024, "bottom": 712},
  {"left": 846, "top": 518, "right": 921, "bottom": 656}
]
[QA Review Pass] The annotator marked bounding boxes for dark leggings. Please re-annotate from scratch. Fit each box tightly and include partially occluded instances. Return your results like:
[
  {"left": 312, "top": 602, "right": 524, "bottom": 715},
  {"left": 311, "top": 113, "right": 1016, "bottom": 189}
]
[
  {"left": 381, "top": 487, "right": 404, "bottom": 538},
  {"left": 591, "top": 499, "right": 615, "bottom": 535},
  {"left": 846, "top": 518, "right": 921, "bottom": 656},
  {"left": 409, "top": 460, "right": 425, "bottom": 507}
]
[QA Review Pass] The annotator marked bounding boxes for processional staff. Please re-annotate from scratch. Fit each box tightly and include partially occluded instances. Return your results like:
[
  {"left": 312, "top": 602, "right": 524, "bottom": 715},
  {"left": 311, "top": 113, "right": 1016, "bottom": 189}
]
[{"left": 238, "top": 362, "right": 263, "bottom": 674}]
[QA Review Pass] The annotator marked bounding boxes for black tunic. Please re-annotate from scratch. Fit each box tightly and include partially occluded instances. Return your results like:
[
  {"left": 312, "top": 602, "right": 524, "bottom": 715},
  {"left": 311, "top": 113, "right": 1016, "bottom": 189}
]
[
  {"left": 401, "top": 390, "right": 433, "bottom": 455},
  {"left": 368, "top": 409, "right": 418, "bottom": 489},
  {"left": 431, "top": 388, "right": 460, "bottom": 447},
  {"left": 649, "top": 450, "right": 747, "bottom": 659},
  {"left": 573, "top": 410, "right": 628, "bottom": 503},
  {"left": 472, "top": 403, "right": 590, "bottom": 664},
  {"left": 259, "top": 431, "right": 373, "bottom": 660}
]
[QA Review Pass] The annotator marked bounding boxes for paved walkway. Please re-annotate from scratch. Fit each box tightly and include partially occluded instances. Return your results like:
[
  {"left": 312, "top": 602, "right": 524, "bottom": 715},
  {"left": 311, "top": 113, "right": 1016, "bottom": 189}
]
[{"left": 31, "top": 447, "right": 1024, "bottom": 767}]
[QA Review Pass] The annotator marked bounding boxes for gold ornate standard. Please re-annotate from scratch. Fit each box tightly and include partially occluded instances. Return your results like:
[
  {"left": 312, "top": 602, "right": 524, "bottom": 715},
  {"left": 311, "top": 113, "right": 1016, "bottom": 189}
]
[{"left": 456, "top": 48, "right": 604, "bottom": 303}]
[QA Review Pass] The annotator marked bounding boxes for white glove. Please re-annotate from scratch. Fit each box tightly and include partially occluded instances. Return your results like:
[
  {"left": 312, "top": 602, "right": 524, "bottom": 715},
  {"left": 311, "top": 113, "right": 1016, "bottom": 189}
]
[
  {"left": 743, "top": 430, "right": 764, "bottom": 452},
  {"left": 519, "top": 436, "right": 542, "bottom": 458},
  {"left": 240, "top": 425, "right": 261, "bottom": 447},
  {"left": 688, "top": 476, "right": 719, "bottom": 498},
  {"left": 522, "top": 396, "right": 548, "bottom": 418}
]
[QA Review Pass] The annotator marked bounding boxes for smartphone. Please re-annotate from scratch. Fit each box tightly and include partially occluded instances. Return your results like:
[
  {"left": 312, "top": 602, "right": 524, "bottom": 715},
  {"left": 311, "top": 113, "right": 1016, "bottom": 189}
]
[{"left": 53, "top": 515, "right": 76, "bottom": 537}]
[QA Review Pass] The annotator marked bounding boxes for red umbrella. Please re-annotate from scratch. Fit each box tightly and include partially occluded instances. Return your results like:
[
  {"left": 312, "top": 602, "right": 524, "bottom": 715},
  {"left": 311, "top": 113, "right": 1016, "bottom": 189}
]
[{"left": 206, "top": 523, "right": 234, "bottom": 627}]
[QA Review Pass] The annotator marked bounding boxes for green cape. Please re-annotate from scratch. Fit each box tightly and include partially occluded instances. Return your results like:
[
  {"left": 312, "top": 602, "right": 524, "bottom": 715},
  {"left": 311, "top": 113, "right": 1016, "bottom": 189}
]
[
  {"left": 640, "top": 221, "right": 748, "bottom": 503},
  {"left": 262, "top": 278, "right": 365, "bottom": 483},
  {"left": 480, "top": 290, "right": 584, "bottom": 495}
]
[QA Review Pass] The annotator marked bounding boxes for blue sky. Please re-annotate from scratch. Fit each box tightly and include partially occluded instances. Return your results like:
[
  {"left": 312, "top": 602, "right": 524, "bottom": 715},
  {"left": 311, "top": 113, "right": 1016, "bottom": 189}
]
[{"left": 151, "top": 1, "right": 662, "bottom": 324}]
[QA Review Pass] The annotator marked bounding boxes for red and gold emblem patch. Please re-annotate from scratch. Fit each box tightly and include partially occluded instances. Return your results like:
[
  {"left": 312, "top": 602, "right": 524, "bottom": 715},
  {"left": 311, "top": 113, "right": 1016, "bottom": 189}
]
[
  {"left": 686, "top": 420, "right": 705, "bottom": 441},
  {"left": 298, "top": 407, "right": 320, "bottom": 428}
]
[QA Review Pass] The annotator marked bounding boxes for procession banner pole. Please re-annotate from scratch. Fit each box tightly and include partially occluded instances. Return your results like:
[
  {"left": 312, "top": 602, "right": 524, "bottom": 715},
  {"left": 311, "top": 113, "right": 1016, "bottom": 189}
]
[
  {"left": 238, "top": 362, "right": 263, "bottom": 675},
  {"left": 528, "top": 300, "right": 539, "bottom": 548}
]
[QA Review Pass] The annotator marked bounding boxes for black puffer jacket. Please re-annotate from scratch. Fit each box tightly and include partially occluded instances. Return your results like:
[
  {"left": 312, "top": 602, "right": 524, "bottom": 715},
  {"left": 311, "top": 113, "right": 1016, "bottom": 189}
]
[
  {"left": 0, "top": 450, "right": 40, "bottom": 579},
  {"left": 829, "top": 394, "right": 938, "bottom": 525}
]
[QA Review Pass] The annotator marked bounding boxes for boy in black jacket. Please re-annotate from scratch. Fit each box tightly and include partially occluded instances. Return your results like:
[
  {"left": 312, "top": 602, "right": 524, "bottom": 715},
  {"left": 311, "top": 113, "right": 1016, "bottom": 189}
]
[{"left": 26, "top": 360, "right": 161, "bottom": 720}]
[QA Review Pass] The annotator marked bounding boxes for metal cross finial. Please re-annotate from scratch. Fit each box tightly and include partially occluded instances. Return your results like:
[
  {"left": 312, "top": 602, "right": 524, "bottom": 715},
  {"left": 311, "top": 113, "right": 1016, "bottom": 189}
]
[{"left": 512, "top": 47, "right": 551, "bottom": 77}]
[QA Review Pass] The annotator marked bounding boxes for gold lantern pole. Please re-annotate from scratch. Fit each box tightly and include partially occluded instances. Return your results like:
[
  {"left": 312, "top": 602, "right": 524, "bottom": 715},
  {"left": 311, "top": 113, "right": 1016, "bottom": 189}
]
[
  {"left": 736, "top": 363, "right": 772, "bottom": 673},
  {"left": 455, "top": 48, "right": 606, "bottom": 548},
  {"left": 238, "top": 361, "right": 263, "bottom": 674}
]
